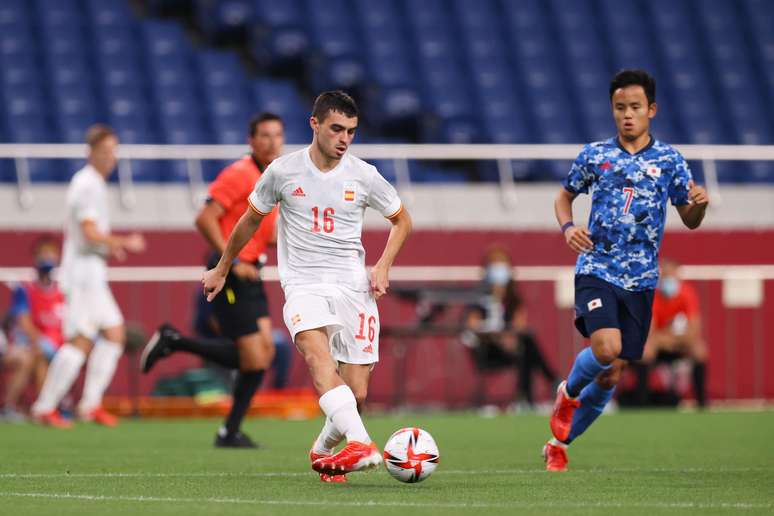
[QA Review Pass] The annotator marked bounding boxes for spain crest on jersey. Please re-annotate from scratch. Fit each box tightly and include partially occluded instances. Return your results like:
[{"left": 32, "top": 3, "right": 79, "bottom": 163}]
[{"left": 343, "top": 182, "right": 356, "bottom": 202}]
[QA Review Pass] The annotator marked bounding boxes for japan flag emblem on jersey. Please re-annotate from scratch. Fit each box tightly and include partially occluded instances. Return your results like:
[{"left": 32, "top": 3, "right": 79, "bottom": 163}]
[
  {"left": 587, "top": 298, "right": 603, "bottom": 312},
  {"left": 646, "top": 166, "right": 661, "bottom": 178}
]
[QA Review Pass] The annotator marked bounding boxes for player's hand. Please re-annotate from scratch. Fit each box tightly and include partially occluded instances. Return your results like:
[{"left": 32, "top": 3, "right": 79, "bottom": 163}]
[
  {"left": 111, "top": 246, "right": 127, "bottom": 261},
  {"left": 202, "top": 267, "right": 227, "bottom": 302},
  {"left": 687, "top": 180, "right": 709, "bottom": 207},
  {"left": 369, "top": 264, "right": 389, "bottom": 300},
  {"left": 232, "top": 261, "right": 260, "bottom": 281},
  {"left": 564, "top": 225, "right": 593, "bottom": 254},
  {"left": 121, "top": 232, "right": 146, "bottom": 254}
]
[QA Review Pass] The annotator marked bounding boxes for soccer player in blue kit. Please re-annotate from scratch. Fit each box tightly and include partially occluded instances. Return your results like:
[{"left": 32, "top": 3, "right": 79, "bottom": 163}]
[{"left": 543, "top": 70, "right": 710, "bottom": 471}]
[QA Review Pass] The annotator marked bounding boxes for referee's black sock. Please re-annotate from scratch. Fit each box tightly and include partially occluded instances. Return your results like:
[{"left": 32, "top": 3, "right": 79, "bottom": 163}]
[
  {"left": 224, "top": 370, "right": 264, "bottom": 435},
  {"left": 170, "top": 335, "right": 240, "bottom": 369}
]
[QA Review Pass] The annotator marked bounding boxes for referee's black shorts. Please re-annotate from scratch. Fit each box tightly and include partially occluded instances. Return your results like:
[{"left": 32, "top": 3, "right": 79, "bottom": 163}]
[{"left": 208, "top": 254, "right": 270, "bottom": 339}]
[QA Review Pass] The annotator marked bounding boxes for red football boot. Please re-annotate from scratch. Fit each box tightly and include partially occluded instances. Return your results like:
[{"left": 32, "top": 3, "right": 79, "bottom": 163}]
[
  {"left": 81, "top": 406, "right": 118, "bottom": 427},
  {"left": 33, "top": 410, "right": 73, "bottom": 429},
  {"left": 542, "top": 441, "right": 569, "bottom": 472},
  {"left": 309, "top": 449, "right": 347, "bottom": 483},
  {"left": 311, "top": 441, "right": 382, "bottom": 475},
  {"left": 549, "top": 380, "right": 580, "bottom": 442}
]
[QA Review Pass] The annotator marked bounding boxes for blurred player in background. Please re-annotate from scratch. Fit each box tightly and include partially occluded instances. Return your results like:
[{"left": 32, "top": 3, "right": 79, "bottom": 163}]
[
  {"left": 545, "top": 70, "right": 709, "bottom": 471},
  {"left": 202, "top": 91, "right": 412, "bottom": 482},
  {"left": 31, "top": 124, "right": 146, "bottom": 428},
  {"left": 141, "top": 113, "right": 282, "bottom": 448},
  {"left": 640, "top": 258, "right": 707, "bottom": 408},
  {"left": 1, "top": 236, "right": 64, "bottom": 421}
]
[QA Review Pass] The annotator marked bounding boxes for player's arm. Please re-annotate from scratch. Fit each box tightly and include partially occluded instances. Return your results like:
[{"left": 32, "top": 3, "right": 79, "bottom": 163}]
[
  {"left": 194, "top": 199, "right": 227, "bottom": 254},
  {"left": 81, "top": 220, "right": 145, "bottom": 260},
  {"left": 9, "top": 287, "right": 40, "bottom": 350},
  {"left": 369, "top": 207, "right": 412, "bottom": 300},
  {"left": 675, "top": 180, "right": 709, "bottom": 229},
  {"left": 202, "top": 207, "right": 264, "bottom": 301},
  {"left": 554, "top": 188, "right": 593, "bottom": 253}
]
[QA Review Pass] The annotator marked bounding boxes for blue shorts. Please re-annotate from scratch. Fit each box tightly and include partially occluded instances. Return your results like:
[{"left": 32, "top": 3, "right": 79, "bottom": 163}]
[{"left": 573, "top": 275, "right": 655, "bottom": 361}]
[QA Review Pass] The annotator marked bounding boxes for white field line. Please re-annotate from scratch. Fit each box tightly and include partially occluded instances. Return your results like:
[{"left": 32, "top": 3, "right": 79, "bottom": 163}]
[
  {"left": 0, "top": 466, "right": 770, "bottom": 479},
  {"left": 0, "top": 491, "right": 770, "bottom": 510}
]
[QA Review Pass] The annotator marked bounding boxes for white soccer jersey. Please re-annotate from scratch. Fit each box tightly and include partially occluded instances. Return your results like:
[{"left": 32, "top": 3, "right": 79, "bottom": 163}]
[
  {"left": 59, "top": 164, "right": 111, "bottom": 291},
  {"left": 248, "top": 147, "right": 402, "bottom": 291}
]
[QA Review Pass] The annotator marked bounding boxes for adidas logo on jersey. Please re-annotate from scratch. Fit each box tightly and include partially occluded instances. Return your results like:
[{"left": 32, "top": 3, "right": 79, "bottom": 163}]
[
  {"left": 361, "top": 344, "right": 374, "bottom": 354},
  {"left": 292, "top": 186, "right": 306, "bottom": 197}
]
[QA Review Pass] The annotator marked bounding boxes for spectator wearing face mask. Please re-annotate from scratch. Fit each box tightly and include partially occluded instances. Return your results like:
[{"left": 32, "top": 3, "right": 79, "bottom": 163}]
[
  {"left": 2, "top": 236, "right": 65, "bottom": 421},
  {"left": 641, "top": 258, "right": 707, "bottom": 408},
  {"left": 461, "top": 245, "right": 558, "bottom": 409}
]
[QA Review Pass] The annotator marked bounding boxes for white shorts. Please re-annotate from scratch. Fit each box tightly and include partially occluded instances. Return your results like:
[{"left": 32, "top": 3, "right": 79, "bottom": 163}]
[
  {"left": 283, "top": 284, "right": 379, "bottom": 365},
  {"left": 63, "top": 283, "right": 124, "bottom": 340}
]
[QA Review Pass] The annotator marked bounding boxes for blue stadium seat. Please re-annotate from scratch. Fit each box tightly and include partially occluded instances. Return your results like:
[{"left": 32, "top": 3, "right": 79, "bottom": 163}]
[
  {"left": 742, "top": 0, "right": 774, "bottom": 108},
  {"left": 697, "top": 0, "right": 773, "bottom": 145},
  {"left": 84, "top": 0, "right": 135, "bottom": 28},
  {"left": 195, "top": 0, "right": 253, "bottom": 38},
  {"left": 253, "top": 0, "right": 302, "bottom": 27}
]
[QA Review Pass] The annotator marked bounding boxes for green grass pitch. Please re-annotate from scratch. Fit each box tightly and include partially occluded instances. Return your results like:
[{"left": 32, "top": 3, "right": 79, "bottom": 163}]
[{"left": 1, "top": 410, "right": 773, "bottom": 515}]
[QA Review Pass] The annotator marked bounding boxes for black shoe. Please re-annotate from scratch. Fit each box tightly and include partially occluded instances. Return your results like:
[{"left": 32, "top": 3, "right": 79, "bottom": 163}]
[
  {"left": 214, "top": 430, "right": 259, "bottom": 449},
  {"left": 140, "top": 323, "right": 178, "bottom": 373}
]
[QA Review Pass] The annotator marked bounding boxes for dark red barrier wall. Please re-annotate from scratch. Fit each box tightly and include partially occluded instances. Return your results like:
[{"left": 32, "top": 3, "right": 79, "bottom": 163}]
[{"left": 1, "top": 229, "right": 772, "bottom": 404}]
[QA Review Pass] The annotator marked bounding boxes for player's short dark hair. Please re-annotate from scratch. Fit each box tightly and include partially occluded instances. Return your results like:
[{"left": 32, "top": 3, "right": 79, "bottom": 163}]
[
  {"left": 311, "top": 90, "right": 358, "bottom": 122},
  {"left": 85, "top": 124, "right": 116, "bottom": 148},
  {"left": 249, "top": 112, "right": 283, "bottom": 137},
  {"left": 609, "top": 69, "right": 656, "bottom": 105}
]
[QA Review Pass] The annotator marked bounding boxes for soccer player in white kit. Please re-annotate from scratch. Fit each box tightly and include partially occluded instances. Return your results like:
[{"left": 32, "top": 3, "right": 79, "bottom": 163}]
[
  {"left": 203, "top": 91, "right": 412, "bottom": 481},
  {"left": 31, "top": 125, "right": 145, "bottom": 428}
]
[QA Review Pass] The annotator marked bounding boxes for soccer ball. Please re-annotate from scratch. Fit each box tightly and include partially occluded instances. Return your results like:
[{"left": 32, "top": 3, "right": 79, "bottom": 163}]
[{"left": 382, "top": 427, "right": 439, "bottom": 483}]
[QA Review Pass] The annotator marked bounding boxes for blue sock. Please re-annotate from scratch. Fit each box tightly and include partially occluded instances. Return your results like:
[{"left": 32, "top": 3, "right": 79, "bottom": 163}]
[
  {"left": 566, "top": 347, "right": 610, "bottom": 397},
  {"left": 565, "top": 382, "right": 616, "bottom": 444}
]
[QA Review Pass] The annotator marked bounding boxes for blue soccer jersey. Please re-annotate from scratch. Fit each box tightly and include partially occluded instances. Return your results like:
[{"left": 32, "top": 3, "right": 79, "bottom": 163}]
[{"left": 563, "top": 137, "right": 692, "bottom": 291}]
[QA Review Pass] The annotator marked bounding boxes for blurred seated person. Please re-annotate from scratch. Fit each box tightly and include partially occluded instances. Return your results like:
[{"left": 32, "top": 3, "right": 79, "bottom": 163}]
[
  {"left": 640, "top": 258, "right": 707, "bottom": 408},
  {"left": 1, "top": 236, "right": 65, "bottom": 421},
  {"left": 461, "top": 245, "right": 558, "bottom": 408},
  {"left": 193, "top": 289, "right": 292, "bottom": 390}
]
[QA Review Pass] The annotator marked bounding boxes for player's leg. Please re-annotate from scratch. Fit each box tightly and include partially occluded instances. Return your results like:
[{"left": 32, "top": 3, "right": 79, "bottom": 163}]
[
  {"left": 215, "top": 319, "right": 274, "bottom": 448},
  {"left": 214, "top": 276, "right": 274, "bottom": 448},
  {"left": 141, "top": 324, "right": 239, "bottom": 373},
  {"left": 550, "top": 277, "right": 620, "bottom": 443},
  {"left": 1, "top": 346, "right": 34, "bottom": 420},
  {"left": 297, "top": 328, "right": 380, "bottom": 474},
  {"left": 686, "top": 337, "right": 708, "bottom": 408},
  {"left": 77, "top": 285, "right": 126, "bottom": 425},
  {"left": 31, "top": 334, "right": 91, "bottom": 427},
  {"left": 77, "top": 326, "right": 124, "bottom": 425}
]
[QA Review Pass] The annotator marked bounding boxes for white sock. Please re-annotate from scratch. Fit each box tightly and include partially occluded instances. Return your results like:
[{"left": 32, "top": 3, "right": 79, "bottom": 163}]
[
  {"left": 31, "top": 344, "right": 86, "bottom": 415},
  {"left": 318, "top": 385, "right": 370, "bottom": 444},
  {"left": 312, "top": 417, "right": 344, "bottom": 455},
  {"left": 78, "top": 340, "right": 123, "bottom": 414}
]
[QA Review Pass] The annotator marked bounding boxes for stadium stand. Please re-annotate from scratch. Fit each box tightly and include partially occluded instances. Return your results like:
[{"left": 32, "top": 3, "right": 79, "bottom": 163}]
[{"left": 0, "top": 0, "right": 772, "bottom": 183}]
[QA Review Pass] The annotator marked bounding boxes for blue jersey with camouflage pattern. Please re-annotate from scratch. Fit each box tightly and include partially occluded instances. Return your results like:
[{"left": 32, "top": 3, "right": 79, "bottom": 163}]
[{"left": 563, "top": 137, "right": 692, "bottom": 291}]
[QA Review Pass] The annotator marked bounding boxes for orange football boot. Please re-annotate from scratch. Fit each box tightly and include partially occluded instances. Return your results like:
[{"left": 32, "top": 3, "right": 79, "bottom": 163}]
[
  {"left": 81, "top": 406, "right": 118, "bottom": 427},
  {"left": 33, "top": 410, "right": 73, "bottom": 429},
  {"left": 542, "top": 441, "right": 569, "bottom": 472},
  {"left": 309, "top": 449, "right": 347, "bottom": 483},
  {"left": 312, "top": 441, "right": 382, "bottom": 475},
  {"left": 550, "top": 380, "right": 580, "bottom": 442}
]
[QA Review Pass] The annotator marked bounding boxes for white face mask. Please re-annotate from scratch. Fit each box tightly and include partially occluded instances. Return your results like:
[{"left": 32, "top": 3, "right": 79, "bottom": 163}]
[{"left": 485, "top": 263, "right": 512, "bottom": 286}]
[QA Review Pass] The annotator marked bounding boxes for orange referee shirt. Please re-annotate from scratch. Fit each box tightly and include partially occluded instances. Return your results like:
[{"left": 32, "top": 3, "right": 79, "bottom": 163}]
[
  {"left": 652, "top": 281, "right": 700, "bottom": 330},
  {"left": 208, "top": 155, "right": 278, "bottom": 263}
]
